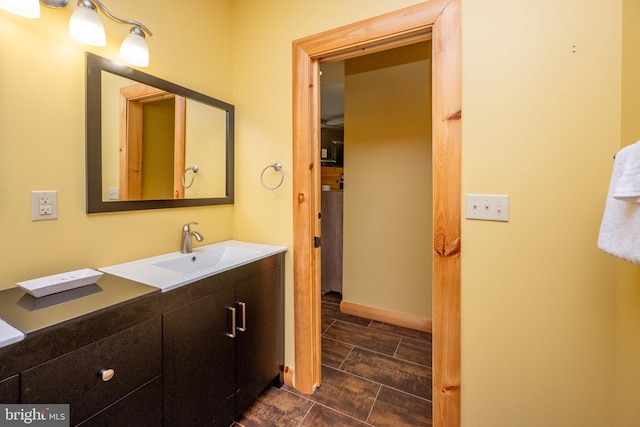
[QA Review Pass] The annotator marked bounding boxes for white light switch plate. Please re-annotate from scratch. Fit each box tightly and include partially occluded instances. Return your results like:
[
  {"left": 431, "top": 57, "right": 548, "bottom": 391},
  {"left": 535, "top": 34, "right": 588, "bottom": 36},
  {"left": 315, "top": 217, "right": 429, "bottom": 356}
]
[
  {"left": 31, "top": 191, "right": 58, "bottom": 221},
  {"left": 466, "top": 194, "right": 509, "bottom": 222}
]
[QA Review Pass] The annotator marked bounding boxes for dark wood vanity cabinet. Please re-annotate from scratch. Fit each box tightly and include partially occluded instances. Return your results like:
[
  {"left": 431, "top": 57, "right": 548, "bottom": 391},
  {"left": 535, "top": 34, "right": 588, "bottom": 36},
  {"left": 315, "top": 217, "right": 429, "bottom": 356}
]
[
  {"left": 0, "top": 253, "right": 284, "bottom": 426},
  {"left": 163, "top": 285, "right": 237, "bottom": 426},
  {"left": 234, "top": 270, "right": 283, "bottom": 412},
  {"left": 163, "top": 256, "right": 284, "bottom": 427},
  {"left": 79, "top": 376, "right": 162, "bottom": 427},
  {"left": 0, "top": 374, "right": 19, "bottom": 403},
  {"left": 21, "top": 317, "right": 162, "bottom": 426}
]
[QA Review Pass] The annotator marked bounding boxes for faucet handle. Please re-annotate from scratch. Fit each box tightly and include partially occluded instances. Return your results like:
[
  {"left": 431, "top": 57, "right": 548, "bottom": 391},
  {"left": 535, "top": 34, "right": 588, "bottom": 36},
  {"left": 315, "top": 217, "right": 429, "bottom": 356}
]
[{"left": 183, "top": 221, "right": 198, "bottom": 232}]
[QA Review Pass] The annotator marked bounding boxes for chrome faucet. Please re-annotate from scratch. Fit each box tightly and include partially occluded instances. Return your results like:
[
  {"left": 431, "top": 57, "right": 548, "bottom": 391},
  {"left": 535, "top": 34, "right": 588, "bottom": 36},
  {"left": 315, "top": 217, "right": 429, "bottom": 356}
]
[{"left": 180, "top": 222, "right": 204, "bottom": 254}]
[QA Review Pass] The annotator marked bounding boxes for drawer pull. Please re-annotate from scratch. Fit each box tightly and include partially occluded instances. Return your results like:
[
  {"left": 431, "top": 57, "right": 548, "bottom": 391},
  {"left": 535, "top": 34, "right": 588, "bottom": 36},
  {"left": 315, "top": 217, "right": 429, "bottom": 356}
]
[
  {"left": 226, "top": 307, "right": 236, "bottom": 338},
  {"left": 237, "top": 301, "right": 247, "bottom": 332},
  {"left": 100, "top": 368, "right": 115, "bottom": 382}
]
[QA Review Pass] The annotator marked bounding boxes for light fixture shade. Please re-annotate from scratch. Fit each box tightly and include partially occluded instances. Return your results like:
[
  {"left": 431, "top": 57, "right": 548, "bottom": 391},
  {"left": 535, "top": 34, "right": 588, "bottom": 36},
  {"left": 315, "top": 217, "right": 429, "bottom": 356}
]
[
  {"left": 0, "top": 0, "right": 40, "bottom": 18},
  {"left": 120, "top": 28, "right": 149, "bottom": 67},
  {"left": 68, "top": 4, "right": 105, "bottom": 46}
]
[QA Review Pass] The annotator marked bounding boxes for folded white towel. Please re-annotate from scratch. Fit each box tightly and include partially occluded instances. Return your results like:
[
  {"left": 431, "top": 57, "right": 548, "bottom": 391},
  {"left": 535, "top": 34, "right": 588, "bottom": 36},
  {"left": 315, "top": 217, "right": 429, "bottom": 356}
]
[
  {"left": 612, "top": 142, "right": 640, "bottom": 201},
  {"left": 598, "top": 141, "right": 640, "bottom": 264}
]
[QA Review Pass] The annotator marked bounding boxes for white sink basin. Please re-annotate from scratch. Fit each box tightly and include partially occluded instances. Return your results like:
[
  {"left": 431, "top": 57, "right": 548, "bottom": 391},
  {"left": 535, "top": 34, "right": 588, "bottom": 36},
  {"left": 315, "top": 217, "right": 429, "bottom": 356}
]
[
  {"left": 153, "top": 246, "right": 260, "bottom": 274},
  {"left": 100, "top": 240, "right": 286, "bottom": 292}
]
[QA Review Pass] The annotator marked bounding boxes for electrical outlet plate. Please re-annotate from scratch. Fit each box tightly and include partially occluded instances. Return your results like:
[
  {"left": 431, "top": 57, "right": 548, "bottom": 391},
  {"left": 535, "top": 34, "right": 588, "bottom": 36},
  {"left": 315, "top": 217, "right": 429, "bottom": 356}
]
[
  {"left": 465, "top": 194, "right": 509, "bottom": 222},
  {"left": 31, "top": 191, "right": 58, "bottom": 221},
  {"left": 108, "top": 187, "right": 119, "bottom": 200}
]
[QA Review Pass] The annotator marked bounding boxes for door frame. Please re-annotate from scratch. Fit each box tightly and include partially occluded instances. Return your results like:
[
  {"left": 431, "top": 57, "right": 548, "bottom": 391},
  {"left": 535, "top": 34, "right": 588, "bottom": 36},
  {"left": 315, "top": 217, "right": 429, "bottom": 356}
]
[
  {"left": 119, "top": 84, "right": 186, "bottom": 200},
  {"left": 292, "top": 1, "right": 461, "bottom": 425}
]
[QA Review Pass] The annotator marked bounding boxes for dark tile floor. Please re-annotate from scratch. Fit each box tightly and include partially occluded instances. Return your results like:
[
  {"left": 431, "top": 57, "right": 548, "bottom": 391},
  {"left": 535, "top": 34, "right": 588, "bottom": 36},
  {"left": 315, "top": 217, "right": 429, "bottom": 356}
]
[{"left": 233, "top": 293, "right": 433, "bottom": 427}]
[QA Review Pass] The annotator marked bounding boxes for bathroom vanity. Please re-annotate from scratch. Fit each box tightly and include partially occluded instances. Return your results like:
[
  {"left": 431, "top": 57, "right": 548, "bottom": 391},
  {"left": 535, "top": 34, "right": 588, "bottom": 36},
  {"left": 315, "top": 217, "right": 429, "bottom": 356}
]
[
  {"left": 0, "top": 242, "right": 285, "bottom": 427},
  {"left": 163, "top": 256, "right": 282, "bottom": 426}
]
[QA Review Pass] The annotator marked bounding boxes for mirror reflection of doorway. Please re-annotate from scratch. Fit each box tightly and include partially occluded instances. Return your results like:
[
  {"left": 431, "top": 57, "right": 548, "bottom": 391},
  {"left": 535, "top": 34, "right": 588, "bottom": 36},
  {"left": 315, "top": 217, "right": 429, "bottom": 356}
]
[{"left": 118, "top": 84, "right": 186, "bottom": 200}]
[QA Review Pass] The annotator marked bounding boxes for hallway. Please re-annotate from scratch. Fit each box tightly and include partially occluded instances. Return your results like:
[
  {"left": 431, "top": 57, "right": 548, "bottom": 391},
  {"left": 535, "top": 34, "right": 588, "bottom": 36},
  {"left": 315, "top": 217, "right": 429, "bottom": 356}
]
[{"left": 233, "top": 293, "right": 432, "bottom": 426}]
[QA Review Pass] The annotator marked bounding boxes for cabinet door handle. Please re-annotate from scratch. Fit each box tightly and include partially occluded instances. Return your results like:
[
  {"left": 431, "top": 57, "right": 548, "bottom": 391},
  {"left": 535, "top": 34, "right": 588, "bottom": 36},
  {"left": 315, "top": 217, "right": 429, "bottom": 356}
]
[
  {"left": 226, "top": 306, "right": 236, "bottom": 338},
  {"left": 100, "top": 368, "right": 115, "bottom": 382},
  {"left": 237, "top": 302, "right": 247, "bottom": 332}
]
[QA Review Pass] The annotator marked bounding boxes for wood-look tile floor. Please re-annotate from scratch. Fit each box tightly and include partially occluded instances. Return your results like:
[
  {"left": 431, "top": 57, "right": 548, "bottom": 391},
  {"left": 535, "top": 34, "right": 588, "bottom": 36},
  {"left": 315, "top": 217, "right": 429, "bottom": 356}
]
[{"left": 233, "top": 293, "right": 433, "bottom": 427}]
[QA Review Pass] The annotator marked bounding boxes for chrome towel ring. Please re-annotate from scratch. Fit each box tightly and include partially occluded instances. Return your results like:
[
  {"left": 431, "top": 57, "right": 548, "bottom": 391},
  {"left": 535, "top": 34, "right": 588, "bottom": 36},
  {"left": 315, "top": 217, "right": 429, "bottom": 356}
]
[
  {"left": 260, "top": 162, "right": 284, "bottom": 190},
  {"left": 182, "top": 165, "right": 199, "bottom": 188}
]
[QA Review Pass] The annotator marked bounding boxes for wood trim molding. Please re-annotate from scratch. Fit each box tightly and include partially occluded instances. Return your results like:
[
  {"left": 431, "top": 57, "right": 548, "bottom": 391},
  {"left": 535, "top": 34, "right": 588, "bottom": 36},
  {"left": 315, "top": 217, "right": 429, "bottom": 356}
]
[
  {"left": 283, "top": 365, "right": 295, "bottom": 388},
  {"left": 293, "top": 0, "right": 449, "bottom": 59},
  {"left": 340, "top": 301, "right": 432, "bottom": 334},
  {"left": 292, "top": 1, "right": 461, "bottom": 425},
  {"left": 432, "top": 0, "right": 462, "bottom": 425},
  {"left": 292, "top": 41, "right": 322, "bottom": 395},
  {"left": 173, "top": 96, "right": 186, "bottom": 199}
]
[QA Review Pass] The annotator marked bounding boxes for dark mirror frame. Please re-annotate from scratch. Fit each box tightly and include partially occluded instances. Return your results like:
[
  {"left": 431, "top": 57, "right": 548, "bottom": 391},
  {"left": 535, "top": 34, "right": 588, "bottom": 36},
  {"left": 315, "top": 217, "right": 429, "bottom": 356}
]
[{"left": 85, "top": 52, "right": 234, "bottom": 213}]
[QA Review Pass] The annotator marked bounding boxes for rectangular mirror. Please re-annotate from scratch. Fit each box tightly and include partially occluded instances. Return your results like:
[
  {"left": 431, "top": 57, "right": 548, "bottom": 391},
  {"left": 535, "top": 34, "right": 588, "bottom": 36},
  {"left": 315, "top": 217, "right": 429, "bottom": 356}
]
[{"left": 86, "top": 53, "right": 234, "bottom": 213}]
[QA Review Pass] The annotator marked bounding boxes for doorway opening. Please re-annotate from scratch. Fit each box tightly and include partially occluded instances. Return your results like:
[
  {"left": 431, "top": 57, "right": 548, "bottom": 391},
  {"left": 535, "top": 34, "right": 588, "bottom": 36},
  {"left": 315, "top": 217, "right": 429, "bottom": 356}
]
[
  {"left": 319, "top": 60, "right": 344, "bottom": 296},
  {"left": 292, "top": 1, "right": 461, "bottom": 426},
  {"left": 319, "top": 40, "right": 433, "bottom": 324}
]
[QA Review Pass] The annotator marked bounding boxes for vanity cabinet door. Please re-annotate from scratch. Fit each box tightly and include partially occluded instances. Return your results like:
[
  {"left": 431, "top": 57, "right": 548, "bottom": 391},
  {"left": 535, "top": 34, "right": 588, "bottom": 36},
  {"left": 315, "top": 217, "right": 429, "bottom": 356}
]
[
  {"left": 163, "top": 284, "right": 236, "bottom": 427},
  {"left": 0, "top": 374, "right": 19, "bottom": 403},
  {"left": 21, "top": 317, "right": 162, "bottom": 426},
  {"left": 234, "top": 264, "right": 283, "bottom": 413}
]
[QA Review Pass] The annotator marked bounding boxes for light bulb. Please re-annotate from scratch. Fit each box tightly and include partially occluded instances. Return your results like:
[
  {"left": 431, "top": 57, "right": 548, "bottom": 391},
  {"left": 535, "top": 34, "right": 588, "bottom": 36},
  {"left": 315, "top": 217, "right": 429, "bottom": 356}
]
[
  {"left": 120, "top": 27, "right": 149, "bottom": 67},
  {"left": 68, "top": 2, "right": 105, "bottom": 46},
  {"left": 0, "top": 0, "right": 40, "bottom": 18}
]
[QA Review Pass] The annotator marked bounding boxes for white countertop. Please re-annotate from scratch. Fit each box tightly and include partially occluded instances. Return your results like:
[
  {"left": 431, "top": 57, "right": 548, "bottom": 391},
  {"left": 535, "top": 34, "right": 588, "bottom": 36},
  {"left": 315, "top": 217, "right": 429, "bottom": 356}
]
[
  {"left": 100, "top": 240, "right": 287, "bottom": 292},
  {"left": 0, "top": 319, "right": 24, "bottom": 348}
]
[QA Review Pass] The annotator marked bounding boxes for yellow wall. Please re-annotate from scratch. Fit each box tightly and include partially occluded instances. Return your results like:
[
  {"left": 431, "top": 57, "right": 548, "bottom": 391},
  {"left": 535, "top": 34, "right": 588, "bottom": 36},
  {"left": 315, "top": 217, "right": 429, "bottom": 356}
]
[
  {"left": 616, "top": 0, "right": 640, "bottom": 425},
  {"left": 0, "top": 0, "right": 427, "bottom": 390},
  {"left": 100, "top": 72, "right": 128, "bottom": 200},
  {"left": 342, "top": 43, "right": 432, "bottom": 319},
  {"left": 461, "top": 0, "right": 620, "bottom": 425},
  {"left": 231, "top": 0, "right": 621, "bottom": 420},
  {"left": 0, "top": 0, "right": 235, "bottom": 291},
  {"left": 1, "top": 0, "right": 631, "bottom": 424},
  {"left": 230, "top": 0, "right": 428, "bottom": 371},
  {"left": 184, "top": 99, "right": 227, "bottom": 198}
]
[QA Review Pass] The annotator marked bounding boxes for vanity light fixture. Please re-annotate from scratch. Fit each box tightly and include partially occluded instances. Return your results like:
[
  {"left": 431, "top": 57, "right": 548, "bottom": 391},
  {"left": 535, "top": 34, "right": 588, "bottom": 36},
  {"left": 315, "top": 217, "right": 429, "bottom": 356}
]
[
  {"left": 68, "top": 0, "right": 105, "bottom": 46},
  {"left": 66, "top": 0, "right": 152, "bottom": 67},
  {"left": 119, "top": 26, "right": 149, "bottom": 67},
  {"left": 0, "top": 0, "right": 40, "bottom": 18},
  {"left": 0, "top": 0, "right": 152, "bottom": 67}
]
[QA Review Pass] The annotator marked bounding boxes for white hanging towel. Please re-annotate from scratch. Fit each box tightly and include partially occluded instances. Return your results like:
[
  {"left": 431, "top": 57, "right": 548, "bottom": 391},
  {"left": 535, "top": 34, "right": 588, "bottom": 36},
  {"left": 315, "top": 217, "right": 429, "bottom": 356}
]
[{"left": 598, "top": 141, "right": 640, "bottom": 264}]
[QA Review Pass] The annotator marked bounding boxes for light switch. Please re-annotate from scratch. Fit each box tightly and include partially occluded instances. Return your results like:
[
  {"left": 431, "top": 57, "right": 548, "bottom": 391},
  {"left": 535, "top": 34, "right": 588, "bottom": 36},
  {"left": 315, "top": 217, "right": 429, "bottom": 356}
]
[
  {"left": 465, "top": 194, "right": 509, "bottom": 222},
  {"left": 32, "top": 191, "right": 58, "bottom": 221}
]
